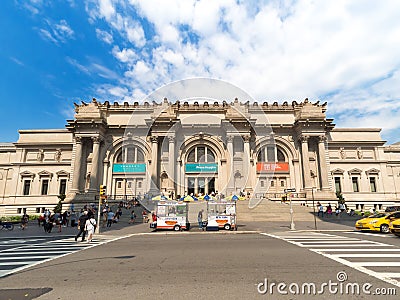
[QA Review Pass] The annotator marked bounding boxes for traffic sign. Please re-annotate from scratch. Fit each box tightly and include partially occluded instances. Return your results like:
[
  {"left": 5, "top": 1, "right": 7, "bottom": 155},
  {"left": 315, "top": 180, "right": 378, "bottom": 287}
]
[{"left": 284, "top": 188, "right": 296, "bottom": 193}]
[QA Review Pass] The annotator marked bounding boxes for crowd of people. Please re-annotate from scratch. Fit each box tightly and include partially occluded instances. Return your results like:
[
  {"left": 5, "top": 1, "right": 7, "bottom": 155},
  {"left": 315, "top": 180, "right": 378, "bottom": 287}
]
[{"left": 316, "top": 202, "right": 355, "bottom": 217}]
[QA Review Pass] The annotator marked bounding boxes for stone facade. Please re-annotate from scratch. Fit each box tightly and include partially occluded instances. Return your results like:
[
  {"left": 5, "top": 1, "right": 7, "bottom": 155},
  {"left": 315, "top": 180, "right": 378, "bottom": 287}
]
[{"left": 1, "top": 98, "right": 400, "bottom": 215}]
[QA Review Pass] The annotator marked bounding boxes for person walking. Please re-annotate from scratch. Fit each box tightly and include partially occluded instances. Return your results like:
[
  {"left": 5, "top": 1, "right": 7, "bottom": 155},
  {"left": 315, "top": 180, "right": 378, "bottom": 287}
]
[
  {"left": 85, "top": 215, "right": 96, "bottom": 243},
  {"left": 129, "top": 210, "right": 136, "bottom": 224},
  {"left": 21, "top": 212, "right": 29, "bottom": 230},
  {"left": 75, "top": 211, "right": 88, "bottom": 242},
  {"left": 107, "top": 209, "right": 115, "bottom": 227},
  {"left": 198, "top": 209, "right": 204, "bottom": 229},
  {"left": 317, "top": 202, "right": 324, "bottom": 217}
]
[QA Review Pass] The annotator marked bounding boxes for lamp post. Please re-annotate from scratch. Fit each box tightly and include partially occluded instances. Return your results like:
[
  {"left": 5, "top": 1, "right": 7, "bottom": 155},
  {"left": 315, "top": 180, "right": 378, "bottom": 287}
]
[
  {"left": 284, "top": 188, "right": 296, "bottom": 230},
  {"left": 312, "top": 187, "right": 317, "bottom": 231},
  {"left": 289, "top": 192, "right": 295, "bottom": 230}
]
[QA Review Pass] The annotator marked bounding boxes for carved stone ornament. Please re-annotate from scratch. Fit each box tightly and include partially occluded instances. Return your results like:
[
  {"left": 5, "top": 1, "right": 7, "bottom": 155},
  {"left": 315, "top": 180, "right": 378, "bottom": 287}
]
[
  {"left": 54, "top": 149, "right": 62, "bottom": 162},
  {"left": 92, "top": 136, "right": 101, "bottom": 143},
  {"left": 168, "top": 135, "right": 175, "bottom": 143},
  {"left": 339, "top": 147, "right": 346, "bottom": 159},
  {"left": 150, "top": 136, "right": 158, "bottom": 143},
  {"left": 357, "top": 147, "right": 363, "bottom": 159},
  {"left": 318, "top": 135, "right": 326, "bottom": 143},
  {"left": 37, "top": 149, "right": 44, "bottom": 162}
]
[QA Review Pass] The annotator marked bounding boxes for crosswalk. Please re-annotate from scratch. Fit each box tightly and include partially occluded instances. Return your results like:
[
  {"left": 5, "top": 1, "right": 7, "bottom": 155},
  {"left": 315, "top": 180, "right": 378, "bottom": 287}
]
[
  {"left": 0, "top": 235, "right": 115, "bottom": 278},
  {"left": 262, "top": 231, "right": 400, "bottom": 288}
]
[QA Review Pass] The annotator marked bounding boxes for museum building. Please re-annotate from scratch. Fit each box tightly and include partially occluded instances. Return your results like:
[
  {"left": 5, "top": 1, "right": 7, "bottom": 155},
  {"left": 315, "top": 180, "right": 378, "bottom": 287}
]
[{"left": 1, "top": 97, "right": 400, "bottom": 215}]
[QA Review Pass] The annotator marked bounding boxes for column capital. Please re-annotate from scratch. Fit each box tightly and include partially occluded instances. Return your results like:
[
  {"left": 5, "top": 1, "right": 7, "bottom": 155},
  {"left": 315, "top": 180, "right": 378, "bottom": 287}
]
[
  {"left": 91, "top": 136, "right": 102, "bottom": 144},
  {"left": 226, "top": 135, "right": 234, "bottom": 143},
  {"left": 318, "top": 135, "right": 326, "bottom": 143},
  {"left": 300, "top": 135, "right": 309, "bottom": 143},
  {"left": 75, "top": 136, "right": 83, "bottom": 144},
  {"left": 167, "top": 135, "right": 175, "bottom": 143},
  {"left": 242, "top": 135, "right": 251, "bottom": 142},
  {"left": 150, "top": 136, "right": 158, "bottom": 143}
]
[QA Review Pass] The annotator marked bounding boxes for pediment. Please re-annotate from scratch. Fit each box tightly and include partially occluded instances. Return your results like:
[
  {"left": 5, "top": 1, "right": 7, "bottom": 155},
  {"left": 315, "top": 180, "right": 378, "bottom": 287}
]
[
  {"left": 331, "top": 168, "right": 345, "bottom": 175},
  {"left": 348, "top": 168, "right": 362, "bottom": 175}
]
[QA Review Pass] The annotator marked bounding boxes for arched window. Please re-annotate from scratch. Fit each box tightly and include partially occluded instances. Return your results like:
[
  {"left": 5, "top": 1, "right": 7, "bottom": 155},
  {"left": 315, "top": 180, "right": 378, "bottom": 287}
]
[
  {"left": 277, "top": 149, "right": 285, "bottom": 162},
  {"left": 116, "top": 146, "right": 145, "bottom": 163},
  {"left": 187, "top": 146, "right": 215, "bottom": 163},
  {"left": 257, "top": 146, "right": 286, "bottom": 162}
]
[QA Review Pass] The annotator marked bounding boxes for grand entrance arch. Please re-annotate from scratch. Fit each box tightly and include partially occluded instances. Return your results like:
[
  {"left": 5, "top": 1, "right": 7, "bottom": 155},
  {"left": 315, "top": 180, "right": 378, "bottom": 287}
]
[{"left": 178, "top": 135, "right": 228, "bottom": 197}]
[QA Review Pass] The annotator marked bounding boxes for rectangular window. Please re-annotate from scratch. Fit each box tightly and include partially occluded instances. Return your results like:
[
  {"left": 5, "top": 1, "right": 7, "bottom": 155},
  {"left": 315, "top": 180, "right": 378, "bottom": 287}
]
[
  {"left": 260, "top": 181, "right": 264, "bottom": 188},
  {"left": 369, "top": 177, "right": 377, "bottom": 192},
  {"left": 280, "top": 180, "right": 285, "bottom": 187},
  {"left": 59, "top": 179, "right": 67, "bottom": 195},
  {"left": 41, "top": 179, "right": 49, "bottom": 195},
  {"left": 334, "top": 177, "right": 342, "bottom": 193},
  {"left": 352, "top": 177, "right": 359, "bottom": 192},
  {"left": 36, "top": 207, "right": 41, "bottom": 213},
  {"left": 117, "top": 181, "right": 122, "bottom": 189},
  {"left": 138, "top": 181, "right": 142, "bottom": 189},
  {"left": 23, "top": 180, "right": 31, "bottom": 195},
  {"left": 270, "top": 180, "right": 275, "bottom": 187},
  {"left": 17, "top": 208, "right": 22, "bottom": 214}
]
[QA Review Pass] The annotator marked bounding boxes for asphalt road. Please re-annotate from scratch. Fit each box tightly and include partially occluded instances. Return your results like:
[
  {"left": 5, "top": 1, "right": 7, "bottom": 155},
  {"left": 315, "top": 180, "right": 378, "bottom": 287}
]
[{"left": 1, "top": 228, "right": 399, "bottom": 300}]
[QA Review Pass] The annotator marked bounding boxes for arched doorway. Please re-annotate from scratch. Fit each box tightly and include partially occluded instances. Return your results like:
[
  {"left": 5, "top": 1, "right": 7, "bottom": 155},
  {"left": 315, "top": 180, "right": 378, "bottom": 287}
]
[
  {"left": 184, "top": 145, "right": 217, "bottom": 196},
  {"left": 256, "top": 146, "right": 289, "bottom": 194},
  {"left": 112, "top": 145, "right": 147, "bottom": 198}
]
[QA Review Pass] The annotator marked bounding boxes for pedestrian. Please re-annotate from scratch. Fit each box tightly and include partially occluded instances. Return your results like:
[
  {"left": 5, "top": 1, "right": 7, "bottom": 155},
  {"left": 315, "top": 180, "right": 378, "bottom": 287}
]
[
  {"left": 75, "top": 211, "right": 88, "bottom": 242},
  {"left": 129, "top": 210, "right": 136, "bottom": 224},
  {"left": 85, "top": 215, "right": 96, "bottom": 243},
  {"left": 198, "top": 209, "right": 204, "bottom": 229},
  {"left": 317, "top": 202, "right": 324, "bottom": 217},
  {"left": 326, "top": 203, "right": 332, "bottom": 217},
  {"left": 21, "top": 212, "right": 29, "bottom": 230},
  {"left": 142, "top": 210, "right": 148, "bottom": 223},
  {"left": 107, "top": 209, "right": 115, "bottom": 227}
]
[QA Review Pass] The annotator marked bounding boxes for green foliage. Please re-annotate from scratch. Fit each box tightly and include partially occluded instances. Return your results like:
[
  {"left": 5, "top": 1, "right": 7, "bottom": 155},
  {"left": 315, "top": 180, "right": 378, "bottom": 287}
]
[
  {"left": 54, "top": 194, "right": 66, "bottom": 213},
  {"left": 336, "top": 191, "right": 345, "bottom": 205},
  {"left": 0, "top": 216, "right": 22, "bottom": 222}
]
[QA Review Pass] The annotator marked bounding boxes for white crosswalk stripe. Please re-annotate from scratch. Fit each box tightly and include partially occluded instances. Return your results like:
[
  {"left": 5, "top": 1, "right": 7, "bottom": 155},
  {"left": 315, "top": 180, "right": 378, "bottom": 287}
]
[
  {"left": 0, "top": 235, "right": 116, "bottom": 278},
  {"left": 261, "top": 231, "right": 400, "bottom": 288}
]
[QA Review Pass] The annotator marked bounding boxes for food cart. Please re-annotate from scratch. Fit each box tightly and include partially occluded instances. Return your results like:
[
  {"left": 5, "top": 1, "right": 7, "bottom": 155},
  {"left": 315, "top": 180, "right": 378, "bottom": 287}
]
[
  {"left": 150, "top": 201, "right": 190, "bottom": 231},
  {"left": 206, "top": 201, "right": 237, "bottom": 231}
]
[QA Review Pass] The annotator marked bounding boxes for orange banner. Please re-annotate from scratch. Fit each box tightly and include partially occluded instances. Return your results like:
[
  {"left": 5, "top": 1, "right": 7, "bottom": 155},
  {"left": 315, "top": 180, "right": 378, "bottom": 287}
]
[{"left": 256, "top": 162, "right": 289, "bottom": 173}]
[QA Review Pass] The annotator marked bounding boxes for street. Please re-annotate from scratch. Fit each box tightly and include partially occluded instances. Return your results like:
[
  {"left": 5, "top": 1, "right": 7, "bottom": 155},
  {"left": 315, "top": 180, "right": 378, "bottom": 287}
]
[{"left": 0, "top": 222, "right": 399, "bottom": 299}]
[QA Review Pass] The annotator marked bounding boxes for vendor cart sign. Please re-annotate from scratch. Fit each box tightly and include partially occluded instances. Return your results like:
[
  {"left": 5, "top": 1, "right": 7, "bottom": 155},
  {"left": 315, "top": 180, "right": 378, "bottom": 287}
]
[
  {"left": 185, "top": 163, "right": 218, "bottom": 173},
  {"left": 256, "top": 162, "right": 289, "bottom": 173}
]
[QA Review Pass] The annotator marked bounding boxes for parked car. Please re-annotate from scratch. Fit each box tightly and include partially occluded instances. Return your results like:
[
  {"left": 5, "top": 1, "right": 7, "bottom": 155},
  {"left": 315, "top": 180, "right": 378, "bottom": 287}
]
[
  {"left": 389, "top": 218, "right": 400, "bottom": 237},
  {"left": 385, "top": 206, "right": 400, "bottom": 212},
  {"left": 355, "top": 211, "right": 400, "bottom": 233}
]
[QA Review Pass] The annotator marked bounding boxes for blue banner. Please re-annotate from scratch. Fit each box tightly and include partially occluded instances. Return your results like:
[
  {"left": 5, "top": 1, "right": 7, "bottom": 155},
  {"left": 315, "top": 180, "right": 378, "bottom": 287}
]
[
  {"left": 113, "top": 163, "right": 146, "bottom": 173},
  {"left": 185, "top": 163, "right": 218, "bottom": 173}
]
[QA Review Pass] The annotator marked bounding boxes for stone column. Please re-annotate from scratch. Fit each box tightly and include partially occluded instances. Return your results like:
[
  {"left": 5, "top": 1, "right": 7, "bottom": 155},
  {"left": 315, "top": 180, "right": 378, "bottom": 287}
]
[
  {"left": 71, "top": 136, "right": 83, "bottom": 192},
  {"left": 300, "top": 135, "right": 312, "bottom": 189},
  {"left": 150, "top": 136, "right": 159, "bottom": 194},
  {"left": 318, "top": 135, "right": 330, "bottom": 190},
  {"left": 243, "top": 135, "right": 251, "bottom": 191},
  {"left": 89, "top": 136, "right": 101, "bottom": 192},
  {"left": 227, "top": 135, "right": 234, "bottom": 194},
  {"left": 168, "top": 136, "right": 175, "bottom": 193}
]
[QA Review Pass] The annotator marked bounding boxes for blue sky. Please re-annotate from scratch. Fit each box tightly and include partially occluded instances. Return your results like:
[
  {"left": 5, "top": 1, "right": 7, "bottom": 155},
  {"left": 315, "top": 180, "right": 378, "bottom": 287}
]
[{"left": 1, "top": 0, "right": 400, "bottom": 144}]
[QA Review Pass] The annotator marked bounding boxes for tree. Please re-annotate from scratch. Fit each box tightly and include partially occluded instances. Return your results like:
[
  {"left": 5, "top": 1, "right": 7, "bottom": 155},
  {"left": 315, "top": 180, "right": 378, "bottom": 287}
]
[
  {"left": 54, "top": 194, "right": 66, "bottom": 213},
  {"left": 336, "top": 191, "right": 345, "bottom": 205}
]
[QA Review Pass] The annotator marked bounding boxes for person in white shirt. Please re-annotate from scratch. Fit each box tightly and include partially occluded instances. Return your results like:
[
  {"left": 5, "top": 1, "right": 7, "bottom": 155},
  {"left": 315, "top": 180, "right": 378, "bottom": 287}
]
[{"left": 85, "top": 216, "right": 97, "bottom": 243}]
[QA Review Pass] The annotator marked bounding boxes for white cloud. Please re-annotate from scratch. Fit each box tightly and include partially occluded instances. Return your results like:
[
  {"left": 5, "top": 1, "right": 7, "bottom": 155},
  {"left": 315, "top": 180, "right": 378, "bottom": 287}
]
[
  {"left": 96, "top": 28, "right": 114, "bottom": 44},
  {"left": 112, "top": 46, "right": 137, "bottom": 63},
  {"left": 83, "top": 0, "right": 400, "bottom": 143},
  {"left": 38, "top": 19, "right": 75, "bottom": 45}
]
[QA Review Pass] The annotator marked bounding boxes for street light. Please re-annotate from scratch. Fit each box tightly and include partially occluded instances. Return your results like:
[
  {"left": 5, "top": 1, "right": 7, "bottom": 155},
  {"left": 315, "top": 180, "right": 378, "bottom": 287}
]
[
  {"left": 284, "top": 188, "right": 296, "bottom": 230},
  {"left": 312, "top": 187, "right": 317, "bottom": 231}
]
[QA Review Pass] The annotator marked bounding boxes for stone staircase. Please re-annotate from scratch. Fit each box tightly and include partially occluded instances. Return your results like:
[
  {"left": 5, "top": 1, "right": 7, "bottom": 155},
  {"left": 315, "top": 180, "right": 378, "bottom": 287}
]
[{"left": 236, "top": 199, "right": 316, "bottom": 222}]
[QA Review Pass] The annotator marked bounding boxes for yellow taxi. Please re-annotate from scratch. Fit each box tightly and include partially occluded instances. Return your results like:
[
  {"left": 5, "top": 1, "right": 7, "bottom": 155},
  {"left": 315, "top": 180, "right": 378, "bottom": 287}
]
[
  {"left": 389, "top": 218, "right": 400, "bottom": 237},
  {"left": 355, "top": 211, "right": 400, "bottom": 233}
]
